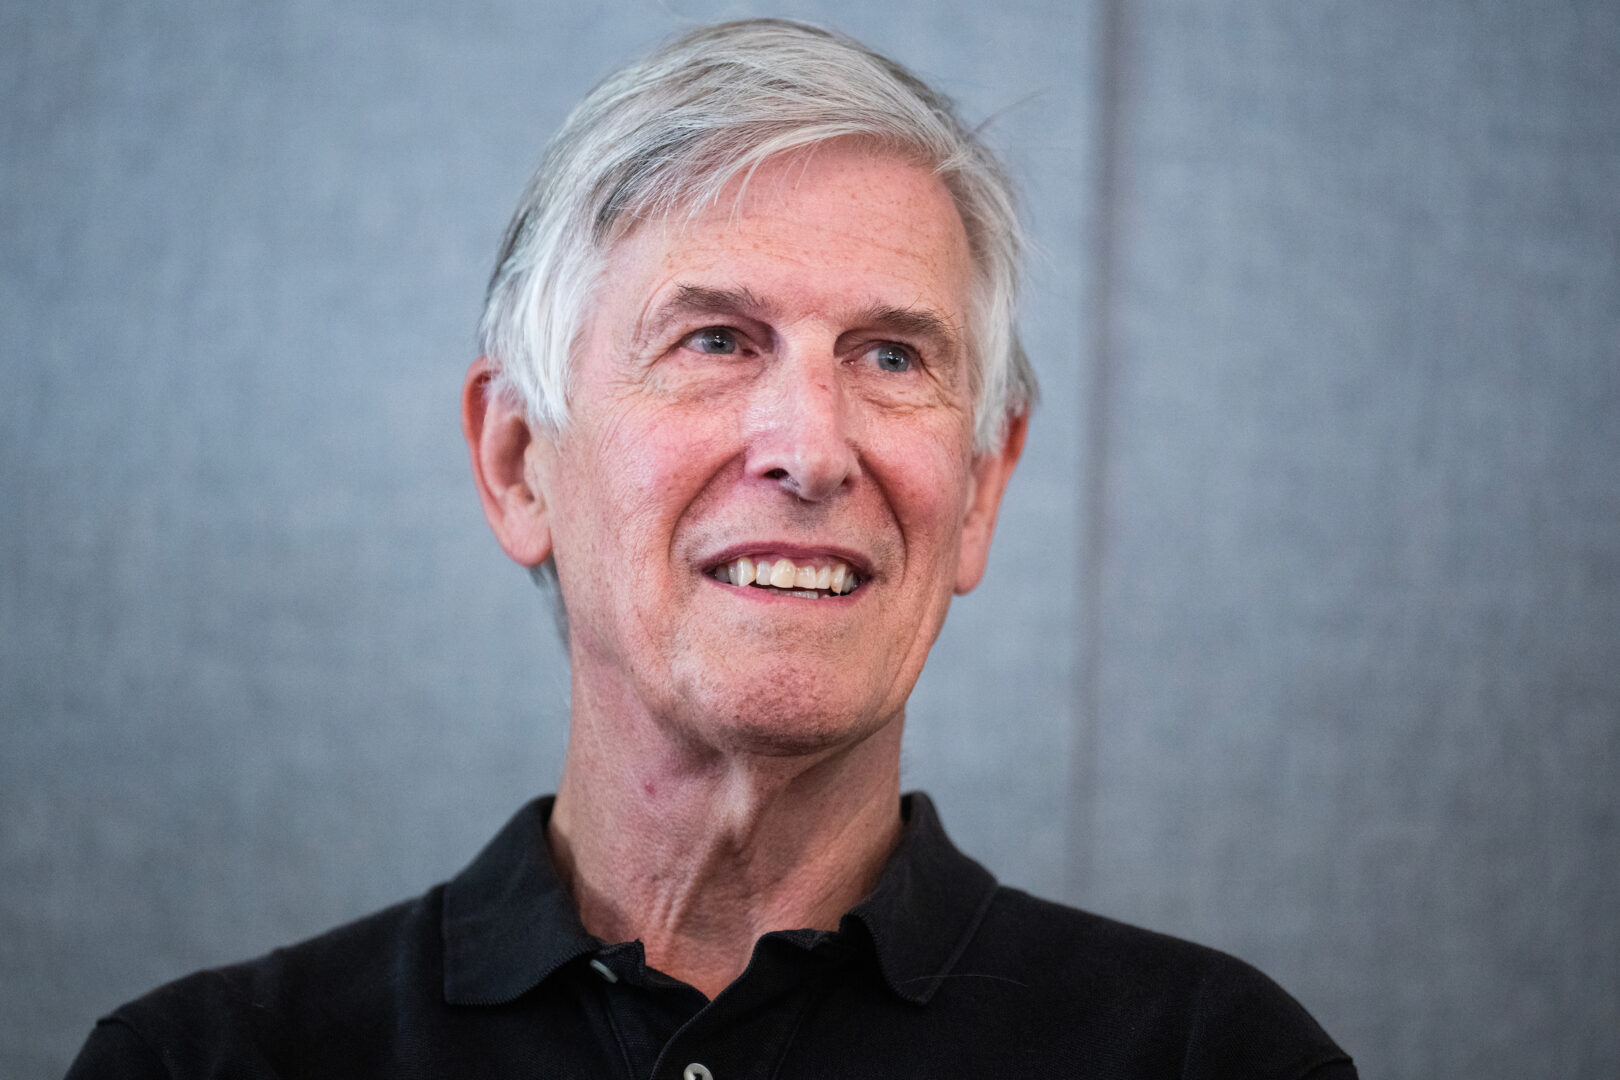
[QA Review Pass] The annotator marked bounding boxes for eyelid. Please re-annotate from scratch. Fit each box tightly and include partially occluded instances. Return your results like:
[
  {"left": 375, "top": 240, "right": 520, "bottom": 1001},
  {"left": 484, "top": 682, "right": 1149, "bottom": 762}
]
[
  {"left": 859, "top": 339, "right": 921, "bottom": 369},
  {"left": 678, "top": 323, "right": 760, "bottom": 357}
]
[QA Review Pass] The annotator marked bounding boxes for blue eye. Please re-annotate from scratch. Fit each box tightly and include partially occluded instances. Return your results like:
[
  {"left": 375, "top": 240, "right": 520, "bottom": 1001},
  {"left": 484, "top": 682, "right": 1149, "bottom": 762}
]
[
  {"left": 871, "top": 343, "right": 912, "bottom": 373},
  {"left": 687, "top": 327, "right": 739, "bottom": 354}
]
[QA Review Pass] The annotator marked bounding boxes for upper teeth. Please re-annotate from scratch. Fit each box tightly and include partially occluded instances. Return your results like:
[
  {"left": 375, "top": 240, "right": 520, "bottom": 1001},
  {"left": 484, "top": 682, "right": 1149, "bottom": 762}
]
[{"left": 717, "top": 556, "right": 858, "bottom": 595}]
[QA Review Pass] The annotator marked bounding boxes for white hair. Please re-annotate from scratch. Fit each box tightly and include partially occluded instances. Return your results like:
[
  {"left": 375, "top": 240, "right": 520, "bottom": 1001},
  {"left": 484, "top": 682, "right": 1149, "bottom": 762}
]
[{"left": 479, "top": 17, "right": 1036, "bottom": 453}]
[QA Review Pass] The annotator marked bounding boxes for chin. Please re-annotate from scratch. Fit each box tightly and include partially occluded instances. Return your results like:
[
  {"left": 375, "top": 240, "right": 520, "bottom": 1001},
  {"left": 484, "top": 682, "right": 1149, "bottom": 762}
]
[{"left": 669, "top": 667, "right": 902, "bottom": 760}]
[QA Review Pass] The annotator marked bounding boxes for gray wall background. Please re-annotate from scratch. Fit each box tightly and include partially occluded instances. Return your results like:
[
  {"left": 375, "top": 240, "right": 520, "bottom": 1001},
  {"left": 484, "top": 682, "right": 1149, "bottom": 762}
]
[{"left": 2, "top": 1, "right": 1615, "bottom": 1076}]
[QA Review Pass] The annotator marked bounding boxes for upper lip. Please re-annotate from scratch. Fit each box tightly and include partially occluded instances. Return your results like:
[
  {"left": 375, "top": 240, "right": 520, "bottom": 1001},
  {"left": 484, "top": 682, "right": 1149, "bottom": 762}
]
[{"left": 701, "top": 541, "right": 874, "bottom": 578}]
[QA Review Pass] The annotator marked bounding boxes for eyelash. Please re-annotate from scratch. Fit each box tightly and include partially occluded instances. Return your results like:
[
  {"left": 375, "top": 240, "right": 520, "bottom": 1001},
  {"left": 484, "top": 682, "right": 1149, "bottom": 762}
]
[
  {"left": 866, "top": 343, "right": 914, "bottom": 374},
  {"left": 683, "top": 326, "right": 746, "bottom": 355},
  {"left": 679, "top": 326, "right": 919, "bottom": 374}
]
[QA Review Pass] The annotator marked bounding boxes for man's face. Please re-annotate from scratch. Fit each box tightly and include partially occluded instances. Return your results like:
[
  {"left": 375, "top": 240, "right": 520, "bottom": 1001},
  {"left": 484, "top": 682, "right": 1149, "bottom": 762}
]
[{"left": 526, "top": 143, "right": 1019, "bottom": 755}]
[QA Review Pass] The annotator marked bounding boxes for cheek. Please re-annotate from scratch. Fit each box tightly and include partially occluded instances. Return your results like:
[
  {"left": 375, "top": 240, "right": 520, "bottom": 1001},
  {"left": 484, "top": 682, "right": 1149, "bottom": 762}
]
[
  {"left": 870, "top": 428, "right": 976, "bottom": 562},
  {"left": 575, "top": 402, "right": 734, "bottom": 547}
]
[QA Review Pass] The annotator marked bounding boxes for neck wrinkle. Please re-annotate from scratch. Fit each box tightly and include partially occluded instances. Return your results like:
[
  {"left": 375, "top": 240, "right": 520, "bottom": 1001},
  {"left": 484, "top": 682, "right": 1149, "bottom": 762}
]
[{"left": 548, "top": 684, "right": 905, "bottom": 1000}]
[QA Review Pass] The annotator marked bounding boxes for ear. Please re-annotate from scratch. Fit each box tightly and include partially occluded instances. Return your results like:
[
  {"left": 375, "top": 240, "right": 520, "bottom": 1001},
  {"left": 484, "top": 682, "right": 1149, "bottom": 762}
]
[
  {"left": 462, "top": 357, "right": 554, "bottom": 567},
  {"left": 953, "top": 412, "right": 1028, "bottom": 595}
]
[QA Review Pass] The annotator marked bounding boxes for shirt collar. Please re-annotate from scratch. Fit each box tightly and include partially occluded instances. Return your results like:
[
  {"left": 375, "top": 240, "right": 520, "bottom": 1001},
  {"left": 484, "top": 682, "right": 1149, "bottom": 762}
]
[
  {"left": 441, "top": 796, "right": 594, "bottom": 1006},
  {"left": 440, "top": 792, "right": 999, "bottom": 1008},
  {"left": 842, "top": 792, "right": 1000, "bottom": 1004}
]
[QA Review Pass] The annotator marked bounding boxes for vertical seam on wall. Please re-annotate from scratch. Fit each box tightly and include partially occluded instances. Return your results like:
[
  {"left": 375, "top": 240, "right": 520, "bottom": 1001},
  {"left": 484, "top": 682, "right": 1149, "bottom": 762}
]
[{"left": 1073, "top": 0, "right": 1128, "bottom": 904}]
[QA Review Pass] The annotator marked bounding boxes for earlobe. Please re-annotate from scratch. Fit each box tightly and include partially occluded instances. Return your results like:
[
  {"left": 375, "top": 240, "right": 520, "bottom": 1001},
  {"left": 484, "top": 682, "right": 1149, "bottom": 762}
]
[
  {"left": 462, "top": 358, "right": 554, "bottom": 567},
  {"left": 953, "top": 412, "right": 1028, "bottom": 595}
]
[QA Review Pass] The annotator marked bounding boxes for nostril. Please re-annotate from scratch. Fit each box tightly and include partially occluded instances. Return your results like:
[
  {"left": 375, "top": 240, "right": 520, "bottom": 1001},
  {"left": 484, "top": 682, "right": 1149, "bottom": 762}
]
[{"left": 764, "top": 468, "right": 789, "bottom": 480}]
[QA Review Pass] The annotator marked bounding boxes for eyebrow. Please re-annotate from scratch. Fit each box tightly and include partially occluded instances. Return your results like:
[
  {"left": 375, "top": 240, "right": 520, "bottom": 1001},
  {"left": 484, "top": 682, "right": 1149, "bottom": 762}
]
[
  {"left": 853, "top": 304, "right": 961, "bottom": 348},
  {"left": 635, "top": 285, "right": 771, "bottom": 348}
]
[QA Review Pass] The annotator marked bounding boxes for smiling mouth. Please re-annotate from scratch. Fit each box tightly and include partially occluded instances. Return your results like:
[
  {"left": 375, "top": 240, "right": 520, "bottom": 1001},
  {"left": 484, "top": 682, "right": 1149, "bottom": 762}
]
[{"left": 707, "top": 556, "right": 861, "bottom": 598}]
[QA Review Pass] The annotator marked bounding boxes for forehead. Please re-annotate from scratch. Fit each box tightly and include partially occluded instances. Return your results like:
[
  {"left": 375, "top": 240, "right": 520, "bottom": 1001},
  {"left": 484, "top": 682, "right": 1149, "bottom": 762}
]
[{"left": 593, "top": 145, "right": 975, "bottom": 336}]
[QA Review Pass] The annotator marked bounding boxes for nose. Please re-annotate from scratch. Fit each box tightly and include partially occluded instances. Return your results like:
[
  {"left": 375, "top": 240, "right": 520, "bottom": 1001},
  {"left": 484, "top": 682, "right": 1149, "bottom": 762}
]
[{"left": 743, "top": 358, "right": 858, "bottom": 502}]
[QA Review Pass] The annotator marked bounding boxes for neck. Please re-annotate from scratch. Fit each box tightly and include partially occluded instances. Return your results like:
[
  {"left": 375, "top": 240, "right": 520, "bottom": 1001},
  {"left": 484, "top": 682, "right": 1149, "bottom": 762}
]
[{"left": 547, "top": 678, "right": 905, "bottom": 999}]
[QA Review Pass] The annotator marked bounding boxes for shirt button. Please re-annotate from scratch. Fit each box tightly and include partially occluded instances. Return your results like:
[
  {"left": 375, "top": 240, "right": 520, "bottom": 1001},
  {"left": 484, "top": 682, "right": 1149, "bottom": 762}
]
[{"left": 683, "top": 1064, "right": 713, "bottom": 1080}]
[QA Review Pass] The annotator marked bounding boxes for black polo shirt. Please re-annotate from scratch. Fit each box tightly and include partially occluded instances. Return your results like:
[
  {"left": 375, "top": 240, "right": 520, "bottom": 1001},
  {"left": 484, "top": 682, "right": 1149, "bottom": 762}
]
[{"left": 67, "top": 794, "right": 1356, "bottom": 1079}]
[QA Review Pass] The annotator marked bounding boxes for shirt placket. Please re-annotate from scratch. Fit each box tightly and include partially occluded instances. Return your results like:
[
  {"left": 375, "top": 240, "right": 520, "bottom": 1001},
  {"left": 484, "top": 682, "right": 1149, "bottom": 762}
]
[{"left": 592, "top": 932, "right": 852, "bottom": 1080}]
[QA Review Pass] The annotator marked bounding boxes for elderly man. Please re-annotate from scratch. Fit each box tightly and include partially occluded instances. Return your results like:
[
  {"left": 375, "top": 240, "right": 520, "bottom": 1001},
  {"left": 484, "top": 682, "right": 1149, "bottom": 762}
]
[{"left": 69, "top": 20, "right": 1355, "bottom": 1080}]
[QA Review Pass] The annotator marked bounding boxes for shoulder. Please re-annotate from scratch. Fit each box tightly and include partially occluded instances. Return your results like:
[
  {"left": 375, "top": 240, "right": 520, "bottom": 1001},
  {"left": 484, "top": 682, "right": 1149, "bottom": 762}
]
[
  {"left": 949, "top": 887, "right": 1357, "bottom": 1080},
  {"left": 973, "top": 885, "right": 1259, "bottom": 991},
  {"left": 68, "top": 889, "right": 443, "bottom": 1080}
]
